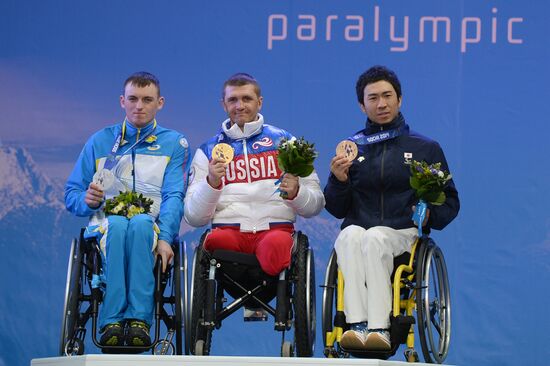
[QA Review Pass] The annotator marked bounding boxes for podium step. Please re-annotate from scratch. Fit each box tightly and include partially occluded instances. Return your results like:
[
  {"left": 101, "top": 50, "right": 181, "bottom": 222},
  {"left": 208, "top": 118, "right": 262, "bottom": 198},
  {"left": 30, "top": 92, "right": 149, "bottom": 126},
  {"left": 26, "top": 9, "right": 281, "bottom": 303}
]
[{"left": 32, "top": 354, "right": 449, "bottom": 366}]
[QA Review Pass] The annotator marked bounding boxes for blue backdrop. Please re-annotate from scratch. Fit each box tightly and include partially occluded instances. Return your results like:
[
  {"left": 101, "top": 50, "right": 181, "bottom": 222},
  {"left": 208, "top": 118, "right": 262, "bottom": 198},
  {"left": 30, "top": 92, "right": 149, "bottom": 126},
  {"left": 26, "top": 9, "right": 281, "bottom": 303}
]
[{"left": 1, "top": 1, "right": 549, "bottom": 365}]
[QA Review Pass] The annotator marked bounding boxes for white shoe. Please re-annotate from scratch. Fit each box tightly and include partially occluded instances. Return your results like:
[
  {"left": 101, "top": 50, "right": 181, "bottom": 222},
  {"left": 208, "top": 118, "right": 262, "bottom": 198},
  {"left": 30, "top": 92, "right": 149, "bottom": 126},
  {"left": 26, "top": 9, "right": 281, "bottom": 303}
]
[
  {"left": 340, "top": 329, "right": 368, "bottom": 349},
  {"left": 364, "top": 330, "right": 391, "bottom": 351}
]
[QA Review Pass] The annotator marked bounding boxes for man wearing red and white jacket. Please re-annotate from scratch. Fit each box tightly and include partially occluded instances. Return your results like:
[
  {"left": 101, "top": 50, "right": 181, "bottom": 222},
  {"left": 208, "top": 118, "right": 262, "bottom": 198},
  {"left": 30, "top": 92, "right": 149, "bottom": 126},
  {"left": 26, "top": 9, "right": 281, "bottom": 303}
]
[{"left": 184, "top": 73, "right": 324, "bottom": 276}]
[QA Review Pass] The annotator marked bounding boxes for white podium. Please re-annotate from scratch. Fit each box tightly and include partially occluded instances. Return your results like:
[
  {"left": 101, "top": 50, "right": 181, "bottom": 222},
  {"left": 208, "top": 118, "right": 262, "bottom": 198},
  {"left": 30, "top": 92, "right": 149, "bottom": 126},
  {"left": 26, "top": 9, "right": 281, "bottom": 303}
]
[{"left": 32, "top": 355, "right": 448, "bottom": 366}]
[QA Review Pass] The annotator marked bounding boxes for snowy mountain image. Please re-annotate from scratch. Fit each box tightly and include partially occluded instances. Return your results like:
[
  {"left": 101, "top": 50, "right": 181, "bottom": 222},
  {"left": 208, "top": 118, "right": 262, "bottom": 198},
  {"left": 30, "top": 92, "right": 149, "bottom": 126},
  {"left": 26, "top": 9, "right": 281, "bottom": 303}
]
[{"left": 0, "top": 146, "right": 87, "bottom": 366}]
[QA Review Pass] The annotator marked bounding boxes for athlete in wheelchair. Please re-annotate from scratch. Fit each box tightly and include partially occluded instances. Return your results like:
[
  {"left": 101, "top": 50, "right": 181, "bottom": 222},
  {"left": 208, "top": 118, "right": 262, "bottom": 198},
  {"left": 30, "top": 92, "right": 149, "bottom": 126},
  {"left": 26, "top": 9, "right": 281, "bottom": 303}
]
[
  {"left": 61, "top": 72, "right": 191, "bottom": 355},
  {"left": 59, "top": 229, "right": 188, "bottom": 355},
  {"left": 323, "top": 65, "right": 460, "bottom": 362},
  {"left": 183, "top": 73, "right": 325, "bottom": 356}
]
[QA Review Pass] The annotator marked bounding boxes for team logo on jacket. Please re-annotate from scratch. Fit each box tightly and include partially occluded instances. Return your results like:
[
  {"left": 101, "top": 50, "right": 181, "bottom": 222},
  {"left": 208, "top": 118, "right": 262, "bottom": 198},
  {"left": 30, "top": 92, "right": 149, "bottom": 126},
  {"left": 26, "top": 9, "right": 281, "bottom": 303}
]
[
  {"left": 224, "top": 150, "right": 282, "bottom": 184},
  {"left": 404, "top": 152, "right": 413, "bottom": 164},
  {"left": 252, "top": 137, "right": 273, "bottom": 149},
  {"left": 147, "top": 144, "right": 161, "bottom": 151}
]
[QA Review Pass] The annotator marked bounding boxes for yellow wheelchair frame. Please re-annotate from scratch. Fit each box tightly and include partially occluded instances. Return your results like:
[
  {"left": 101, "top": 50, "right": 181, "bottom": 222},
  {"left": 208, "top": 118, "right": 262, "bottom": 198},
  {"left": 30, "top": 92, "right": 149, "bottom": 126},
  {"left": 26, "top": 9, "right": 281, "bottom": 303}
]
[{"left": 322, "top": 236, "right": 451, "bottom": 363}]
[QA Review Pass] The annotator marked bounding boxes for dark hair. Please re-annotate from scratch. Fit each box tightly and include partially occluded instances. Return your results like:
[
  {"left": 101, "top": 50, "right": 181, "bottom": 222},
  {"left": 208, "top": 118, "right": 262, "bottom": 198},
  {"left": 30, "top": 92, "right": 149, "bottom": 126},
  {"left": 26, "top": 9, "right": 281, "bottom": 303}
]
[
  {"left": 222, "top": 73, "right": 261, "bottom": 99},
  {"left": 123, "top": 71, "right": 161, "bottom": 96},
  {"left": 356, "top": 65, "right": 402, "bottom": 104}
]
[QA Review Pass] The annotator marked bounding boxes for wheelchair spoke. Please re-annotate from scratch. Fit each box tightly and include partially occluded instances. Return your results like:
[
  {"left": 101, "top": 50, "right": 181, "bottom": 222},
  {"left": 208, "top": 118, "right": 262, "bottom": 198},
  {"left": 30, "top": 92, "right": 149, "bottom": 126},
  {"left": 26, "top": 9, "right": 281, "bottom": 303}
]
[{"left": 430, "top": 306, "right": 443, "bottom": 337}]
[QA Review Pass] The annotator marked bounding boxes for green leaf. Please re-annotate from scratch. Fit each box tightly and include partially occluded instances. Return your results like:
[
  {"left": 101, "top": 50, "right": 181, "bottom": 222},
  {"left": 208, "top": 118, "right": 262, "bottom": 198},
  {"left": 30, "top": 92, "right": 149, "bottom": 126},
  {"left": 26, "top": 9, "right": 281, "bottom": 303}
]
[{"left": 410, "top": 176, "right": 420, "bottom": 189}]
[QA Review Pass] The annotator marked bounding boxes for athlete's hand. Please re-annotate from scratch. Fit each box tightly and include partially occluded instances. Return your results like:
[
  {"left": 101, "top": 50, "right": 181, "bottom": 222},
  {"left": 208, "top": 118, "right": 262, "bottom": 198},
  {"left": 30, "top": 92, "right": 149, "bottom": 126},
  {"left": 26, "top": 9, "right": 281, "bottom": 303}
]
[
  {"left": 280, "top": 173, "right": 299, "bottom": 200},
  {"left": 207, "top": 157, "right": 226, "bottom": 188},
  {"left": 85, "top": 182, "right": 104, "bottom": 209},
  {"left": 330, "top": 155, "right": 353, "bottom": 182},
  {"left": 156, "top": 240, "right": 174, "bottom": 273}
]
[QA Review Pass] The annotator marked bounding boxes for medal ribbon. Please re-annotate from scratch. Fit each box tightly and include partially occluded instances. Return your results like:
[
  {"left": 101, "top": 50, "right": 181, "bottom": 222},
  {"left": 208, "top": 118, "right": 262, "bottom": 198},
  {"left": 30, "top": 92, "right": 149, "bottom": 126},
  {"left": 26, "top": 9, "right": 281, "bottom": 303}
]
[
  {"left": 351, "top": 125, "right": 407, "bottom": 146},
  {"left": 103, "top": 119, "right": 157, "bottom": 170}
]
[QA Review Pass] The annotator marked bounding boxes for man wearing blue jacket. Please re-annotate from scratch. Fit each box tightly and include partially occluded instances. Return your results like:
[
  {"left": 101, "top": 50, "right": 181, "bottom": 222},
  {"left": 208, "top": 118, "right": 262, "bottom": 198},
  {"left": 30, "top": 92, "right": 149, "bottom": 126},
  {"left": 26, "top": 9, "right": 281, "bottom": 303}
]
[
  {"left": 324, "top": 66, "right": 459, "bottom": 351},
  {"left": 65, "top": 72, "right": 190, "bottom": 348}
]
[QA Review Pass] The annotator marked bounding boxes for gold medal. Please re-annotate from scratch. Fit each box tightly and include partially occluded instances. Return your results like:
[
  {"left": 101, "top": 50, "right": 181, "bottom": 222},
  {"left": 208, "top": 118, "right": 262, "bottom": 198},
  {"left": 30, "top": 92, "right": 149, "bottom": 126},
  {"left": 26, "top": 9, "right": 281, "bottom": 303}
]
[
  {"left": 212, "top": 143, "right": 234, "bottom": 164},
  {"left": 336, "top": 140, "right": 358, "bottom": 161}
]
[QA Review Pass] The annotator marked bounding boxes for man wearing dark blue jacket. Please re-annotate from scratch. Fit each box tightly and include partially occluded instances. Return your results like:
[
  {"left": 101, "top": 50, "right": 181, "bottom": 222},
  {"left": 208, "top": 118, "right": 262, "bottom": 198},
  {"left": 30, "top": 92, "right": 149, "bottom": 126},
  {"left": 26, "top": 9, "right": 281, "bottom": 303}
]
[{"left": 324, "top": 65, "right": 459, "bottom": 351}]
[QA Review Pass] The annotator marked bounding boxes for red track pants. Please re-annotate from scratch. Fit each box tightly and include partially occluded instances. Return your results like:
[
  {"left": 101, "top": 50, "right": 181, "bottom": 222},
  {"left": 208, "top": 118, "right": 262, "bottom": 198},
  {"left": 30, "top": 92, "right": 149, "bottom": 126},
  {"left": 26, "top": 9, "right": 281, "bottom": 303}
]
[{"left": 203, "top": 225, "right": 294, "bottom": 276}]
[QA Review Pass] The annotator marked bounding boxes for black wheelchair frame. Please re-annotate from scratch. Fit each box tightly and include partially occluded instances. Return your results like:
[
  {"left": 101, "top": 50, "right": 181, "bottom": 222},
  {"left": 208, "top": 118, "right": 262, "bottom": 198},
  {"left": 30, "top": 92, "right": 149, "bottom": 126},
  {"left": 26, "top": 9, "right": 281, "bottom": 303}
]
[
  {"left": 59, "top": 229, "right": 189, "bottom": 356},
  {"left": 189, "top": 230, "right": 316, "bottom": 357},
  {"left": 321, "top": 235, "right": 451, "bottom": 363}
]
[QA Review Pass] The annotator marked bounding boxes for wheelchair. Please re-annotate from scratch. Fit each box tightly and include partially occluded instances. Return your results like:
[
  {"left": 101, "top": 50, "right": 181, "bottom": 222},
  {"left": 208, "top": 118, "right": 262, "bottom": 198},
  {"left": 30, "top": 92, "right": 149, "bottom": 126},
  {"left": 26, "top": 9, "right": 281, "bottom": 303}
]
[
  {"left": 59, "top": 228, "right": 189, "bottom": 356},
  {"left": 322, "top": 234, "right": 451, "bottom": 363},
  {"left": 189, "top": 230, "right": 315, "bottom": 357}
]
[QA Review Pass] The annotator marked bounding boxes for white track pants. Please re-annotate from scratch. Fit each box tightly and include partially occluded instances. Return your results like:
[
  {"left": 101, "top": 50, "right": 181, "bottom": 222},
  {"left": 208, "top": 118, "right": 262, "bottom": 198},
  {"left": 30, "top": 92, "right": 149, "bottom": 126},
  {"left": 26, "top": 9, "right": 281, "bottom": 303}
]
[{"left": 334, "top": 225, "right": 417, "bottom": 329}]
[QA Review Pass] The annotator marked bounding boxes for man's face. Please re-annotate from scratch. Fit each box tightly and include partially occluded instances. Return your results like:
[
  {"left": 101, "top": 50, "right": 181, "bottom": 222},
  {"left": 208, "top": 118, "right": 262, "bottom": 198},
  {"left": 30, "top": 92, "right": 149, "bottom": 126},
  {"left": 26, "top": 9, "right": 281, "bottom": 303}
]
[
  {"left": 360, "top": 80, "right": 402, "bottom": 125},
  {"left": 120, "top": 83, "right": 164, "bottom": 128},
  {"left": 222, "top": 84, "right": 263, "bottom": 128}
]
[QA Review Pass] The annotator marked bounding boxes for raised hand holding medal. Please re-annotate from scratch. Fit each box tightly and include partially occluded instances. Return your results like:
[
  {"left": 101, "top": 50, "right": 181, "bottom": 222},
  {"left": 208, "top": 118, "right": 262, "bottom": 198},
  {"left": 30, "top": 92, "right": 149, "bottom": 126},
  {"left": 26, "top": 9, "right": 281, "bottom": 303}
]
[
  {"left": 208, "top": 143, "right": 234, "bottom": 188},
  {"left": 330, "top": 140, "right": 357, "bottom": 182}
]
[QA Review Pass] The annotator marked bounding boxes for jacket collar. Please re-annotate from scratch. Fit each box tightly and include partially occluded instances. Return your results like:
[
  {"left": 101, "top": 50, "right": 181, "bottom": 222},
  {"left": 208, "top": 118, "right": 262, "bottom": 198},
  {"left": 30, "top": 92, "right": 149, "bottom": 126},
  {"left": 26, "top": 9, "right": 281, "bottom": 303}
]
[
  {"left": 365, "top": 112, "right": 406, "bottom": 133},
  {"left": 123, "top": 119, "right": 156, "bottom": 138},
  {"left": 222, "top": 113, "right": 264, "bottom": 140}
]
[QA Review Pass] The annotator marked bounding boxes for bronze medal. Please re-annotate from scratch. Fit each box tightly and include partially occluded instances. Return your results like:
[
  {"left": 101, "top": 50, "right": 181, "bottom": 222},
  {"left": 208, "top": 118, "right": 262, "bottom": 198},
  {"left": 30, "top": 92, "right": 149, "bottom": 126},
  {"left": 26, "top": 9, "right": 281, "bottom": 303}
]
[{"left": 336, "top": 140, "right": 358, "bottom": 161}]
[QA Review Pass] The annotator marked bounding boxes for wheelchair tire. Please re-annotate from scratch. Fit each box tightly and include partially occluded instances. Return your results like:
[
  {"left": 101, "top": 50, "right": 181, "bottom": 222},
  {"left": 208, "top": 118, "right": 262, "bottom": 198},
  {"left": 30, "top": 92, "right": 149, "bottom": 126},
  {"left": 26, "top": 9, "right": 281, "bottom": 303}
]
[
  {"left": 189, "top": 244, "right": 212, "bottom": 355},
  {"left": 59, "top": 238, "right": 84, "bottom": 356},
  {"left": 292, "top": 233, "right": 316, "bottom": 357},
  {"left": 173, "top": 241, "right": 187, "bottom": 355},
  {"left": 416, "top": 238, "right": 451, "bottom": 364},
  {"left": 321, "top": 249, "right": 338, "bottom": 353},
  {"left": 281, "top": 341, "right": 294, "bottom": 357}
]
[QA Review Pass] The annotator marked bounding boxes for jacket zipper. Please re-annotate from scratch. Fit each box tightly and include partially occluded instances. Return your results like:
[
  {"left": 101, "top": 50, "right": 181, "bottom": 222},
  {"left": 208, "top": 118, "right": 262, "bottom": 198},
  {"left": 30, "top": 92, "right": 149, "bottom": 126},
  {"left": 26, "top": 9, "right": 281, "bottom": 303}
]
[
  {"left": 380, "top": 125, "right": 386, "bottom": 223},
  {"left": 242, "top": 139, "right": 252, "bottom": 183},
  {"left": 242, "top": 139, "right": 255, "bottom": 232}
]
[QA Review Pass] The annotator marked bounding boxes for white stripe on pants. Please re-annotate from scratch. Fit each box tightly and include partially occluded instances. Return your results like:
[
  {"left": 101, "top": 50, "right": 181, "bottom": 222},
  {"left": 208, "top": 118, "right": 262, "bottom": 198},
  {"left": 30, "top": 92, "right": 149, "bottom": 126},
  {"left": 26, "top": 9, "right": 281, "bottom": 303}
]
[{"left": 334, "top": 225, "right": 417, "bottom": 329}]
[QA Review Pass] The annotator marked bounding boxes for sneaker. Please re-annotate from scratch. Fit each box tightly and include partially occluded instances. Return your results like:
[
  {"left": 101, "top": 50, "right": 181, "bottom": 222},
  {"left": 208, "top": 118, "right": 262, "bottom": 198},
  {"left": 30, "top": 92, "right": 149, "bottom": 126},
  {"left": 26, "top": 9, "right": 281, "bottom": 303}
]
[
  {"left": 99, "top": 322, "right": 124, "bottom": 346},
  {"left": 364, "top": 329, "right": 391, "bottom": 351},
  {"left": 244, "top": 307, "right": 268, "bottom": 321},
  {"left": 127, "top": 320, "right": 151, "bottom": 347},
  {"left": 340, "top": 322, "right": 368, "bottom": 349}
]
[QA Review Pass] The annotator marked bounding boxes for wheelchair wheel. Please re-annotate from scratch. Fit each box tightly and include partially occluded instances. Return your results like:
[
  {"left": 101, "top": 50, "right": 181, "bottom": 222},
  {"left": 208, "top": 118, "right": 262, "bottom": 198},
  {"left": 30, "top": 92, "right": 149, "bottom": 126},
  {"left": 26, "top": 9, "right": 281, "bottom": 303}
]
[
  {"left": 292, "top": 233, "right": 316, "bottom": 357},
  {"left": 173, "top": 240, "right": 189, "bottom": 355},
  {"left": 281, "top": 341, "right": 294, "bottom": 357},
  {"left": 189, "top": 244, "right": 212, "bottom": 355},
  {"left": 321, "top": 249, "right": 338, "bottom": 355},
  {"left": 416, "top": 238, "right": 451, "bottom": 364},
  {"left": 59, "top": 238, "right": 85, "bottom": 356}
]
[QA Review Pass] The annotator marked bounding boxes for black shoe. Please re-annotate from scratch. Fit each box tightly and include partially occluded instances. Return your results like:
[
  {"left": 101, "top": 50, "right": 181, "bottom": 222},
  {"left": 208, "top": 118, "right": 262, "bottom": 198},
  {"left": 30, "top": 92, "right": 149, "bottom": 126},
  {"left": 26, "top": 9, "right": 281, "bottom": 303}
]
[
  {"left": 127, "top": 320, "right": 151, "bottom": 347},
  {"left": 99, "top": 322, "right": 125, "bottom": 347}
]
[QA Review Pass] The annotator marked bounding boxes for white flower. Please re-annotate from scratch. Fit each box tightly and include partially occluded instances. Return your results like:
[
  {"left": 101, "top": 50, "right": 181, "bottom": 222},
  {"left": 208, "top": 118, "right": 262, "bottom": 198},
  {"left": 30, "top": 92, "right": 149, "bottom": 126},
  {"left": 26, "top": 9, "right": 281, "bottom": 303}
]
[
  {"left": 438, "top": 171, "right": 445, "bottom": 178},
  {"left": 288, "top": 136, "right": 297, "bottom": 145},
  {"left": 112, "top": 202, "right": 125, "bottom": 214}
]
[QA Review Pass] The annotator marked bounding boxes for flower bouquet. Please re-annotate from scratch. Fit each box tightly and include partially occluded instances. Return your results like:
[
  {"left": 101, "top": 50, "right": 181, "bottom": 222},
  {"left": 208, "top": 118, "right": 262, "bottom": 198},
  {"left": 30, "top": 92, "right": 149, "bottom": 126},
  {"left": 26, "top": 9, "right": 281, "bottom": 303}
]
[
  {"left": 276, "top": 136, "right": 318, "bottom": 197},
  {"left": 103, "top": 191, "right": 153, "bottom": 219},
  {"left": 408, "top": 160, "right": 452, "bottom": 235}
]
